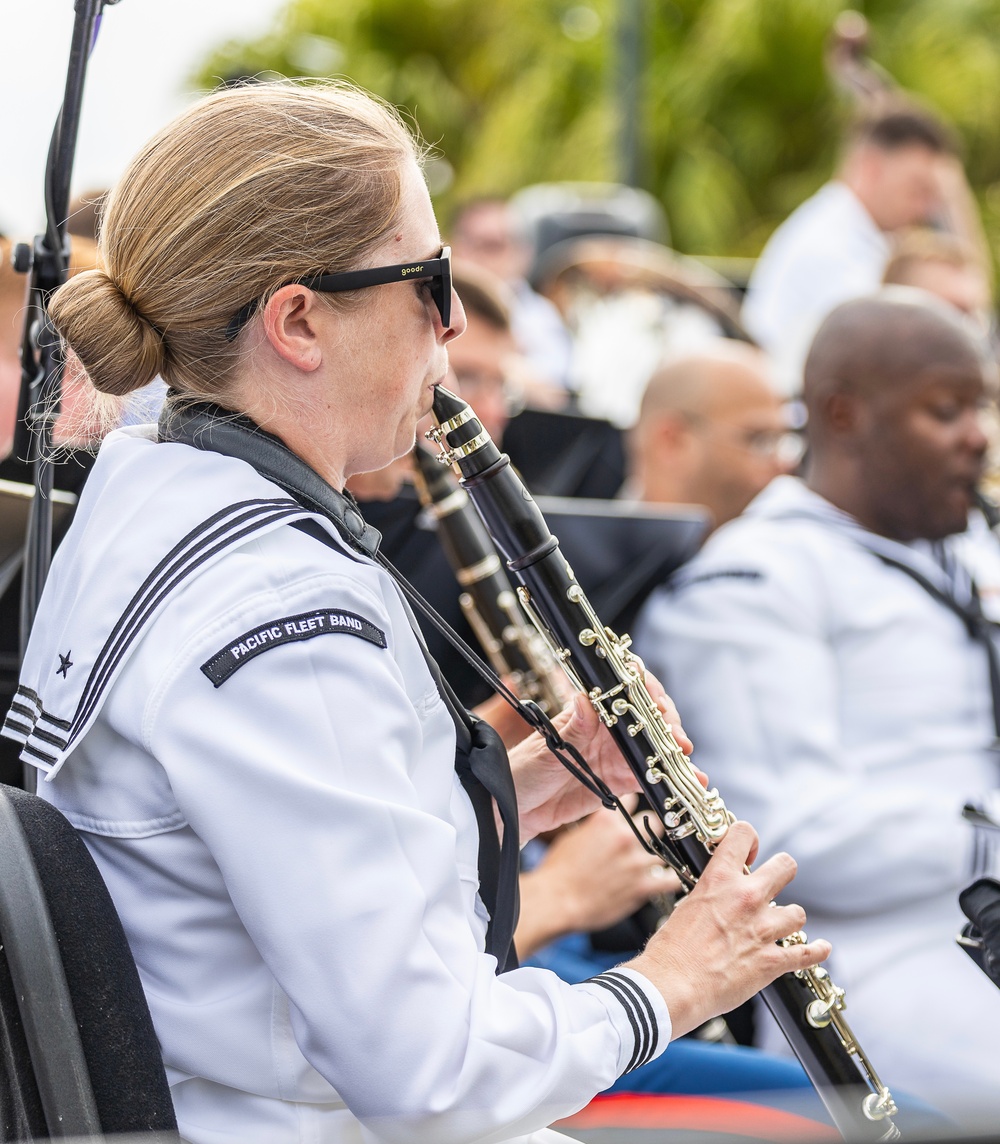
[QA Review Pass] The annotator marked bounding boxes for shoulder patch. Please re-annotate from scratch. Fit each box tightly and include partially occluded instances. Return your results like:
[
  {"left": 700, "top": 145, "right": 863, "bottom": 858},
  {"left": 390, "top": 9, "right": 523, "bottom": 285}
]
[{"left": 201, "top": 608, "right": 387, "bottom": 687}]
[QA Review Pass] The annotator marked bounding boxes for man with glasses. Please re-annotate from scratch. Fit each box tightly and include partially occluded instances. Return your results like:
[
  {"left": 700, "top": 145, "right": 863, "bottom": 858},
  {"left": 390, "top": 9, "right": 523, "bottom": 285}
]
[{"left": 626, "top": 341, "right": 799, "bottom": 531}]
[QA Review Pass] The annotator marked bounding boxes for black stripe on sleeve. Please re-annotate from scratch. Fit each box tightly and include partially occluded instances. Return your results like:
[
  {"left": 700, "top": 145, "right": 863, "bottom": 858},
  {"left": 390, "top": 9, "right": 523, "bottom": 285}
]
[
  {"left": 587, "top": 972, "right": 648, "bottom": 1074},
  {"left": 602, "top": 970, "right": 660, "bottom": 1066},
  {"left": 39, "top": 710, "right": 72, "bottom": 732},
  {"left": 22, "top": 742, "right": 58, "bottom": 765},
  {"left": 11, "top": 501, "right": 306, "bottom": 769},
  {"left": 27, "top": 726, "right": 68, "bottom": 750},
  {"left": 2, "top": 715, "right": 32, "bottom": 739},
  {"left": 15, "top": 687, "right": 43, "bottom": 715}
]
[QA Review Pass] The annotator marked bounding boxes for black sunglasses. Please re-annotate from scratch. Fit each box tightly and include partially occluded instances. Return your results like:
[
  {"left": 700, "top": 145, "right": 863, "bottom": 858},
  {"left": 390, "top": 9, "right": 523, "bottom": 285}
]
[{"left": 225, "top": 246, "right": 452, "bottom": 342}]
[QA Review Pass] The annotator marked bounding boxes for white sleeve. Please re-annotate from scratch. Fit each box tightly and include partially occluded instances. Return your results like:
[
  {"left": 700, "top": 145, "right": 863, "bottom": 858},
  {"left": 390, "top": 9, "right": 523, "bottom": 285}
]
[
  {"left": 636, "top": 552, "right": 971, "bottom": 917},
  {"left": 145, "top": 569, "right": 669, "bottom": 1144}
]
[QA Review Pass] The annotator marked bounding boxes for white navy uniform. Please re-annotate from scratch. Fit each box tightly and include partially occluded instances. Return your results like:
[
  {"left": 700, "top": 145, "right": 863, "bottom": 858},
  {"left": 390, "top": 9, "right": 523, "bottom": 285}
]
[
  {"left": 4, "top": 425, "right": 669, "bottom": 1144},
  {"left": 635, "top": 475, "right": 1000, "bottom": 1121},
  {"left": 741, "top": 182, "right": 889, "bottom": 395}
]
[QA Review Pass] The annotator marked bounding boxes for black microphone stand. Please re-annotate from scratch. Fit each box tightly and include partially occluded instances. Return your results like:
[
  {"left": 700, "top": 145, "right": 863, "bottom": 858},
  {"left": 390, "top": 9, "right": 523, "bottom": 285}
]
[{"left": 12, "top": 0, "right": 121, "bottom": 792}]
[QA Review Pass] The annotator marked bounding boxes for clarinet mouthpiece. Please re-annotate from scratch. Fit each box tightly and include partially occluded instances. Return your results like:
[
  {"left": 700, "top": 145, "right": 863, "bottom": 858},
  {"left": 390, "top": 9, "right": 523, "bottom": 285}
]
[
  {"left": 429, "top": 385, "right": 502, "bottom": 476},
  {"left": 431, "top": 384, "right": 467, "bottom": 425}
]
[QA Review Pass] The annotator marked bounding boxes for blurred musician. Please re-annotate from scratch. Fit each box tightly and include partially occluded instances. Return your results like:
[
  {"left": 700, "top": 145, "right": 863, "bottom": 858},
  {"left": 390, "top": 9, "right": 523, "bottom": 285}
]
[
  {"left": 883, "top": 228, "right": 991, "bottom": 328},
  {"left": 534, "top": 234, "right": 749, "bottom": 428},
  {"left": 447, "top": 263, "right": 520, "bottom": 441},
  {"left": 0, "top": 235, "right": 108, "bottom": 456},
  {"left": 0, "top": 236, "right": 24, "bottom": 456},
  {"left": 743, "top": 104, "right": 960, "bottom": 394},
  {"left": 451, "top": 196, "right": 573, "bottom": 397},
  {"left": 626, "top": 342, "right": 799, "bottom": 531}
]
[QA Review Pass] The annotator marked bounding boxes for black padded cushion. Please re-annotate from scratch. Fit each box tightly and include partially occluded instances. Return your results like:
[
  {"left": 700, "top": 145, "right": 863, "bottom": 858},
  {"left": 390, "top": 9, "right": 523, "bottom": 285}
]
[
  {"left": 1, "top": 784, "right": 177, "bottom": 1135},
  {"left": 0, "top": 935, "right": 46, "bottom": 1138}
]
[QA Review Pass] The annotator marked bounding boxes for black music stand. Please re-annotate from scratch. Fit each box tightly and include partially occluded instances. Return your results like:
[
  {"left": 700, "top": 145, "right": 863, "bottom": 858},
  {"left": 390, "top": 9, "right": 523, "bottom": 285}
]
[{"left": 503, "top": 408, "right": 625, "bottom": 500}]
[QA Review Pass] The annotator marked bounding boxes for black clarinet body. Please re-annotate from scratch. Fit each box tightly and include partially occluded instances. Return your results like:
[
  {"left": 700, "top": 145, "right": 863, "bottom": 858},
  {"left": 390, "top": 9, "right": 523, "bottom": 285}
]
[
  {"left": 412, "top": 444, "right": 561, "bottom": 715},
  {"left": 428, "top": 386, "right": 899, "bottom": 1142}
]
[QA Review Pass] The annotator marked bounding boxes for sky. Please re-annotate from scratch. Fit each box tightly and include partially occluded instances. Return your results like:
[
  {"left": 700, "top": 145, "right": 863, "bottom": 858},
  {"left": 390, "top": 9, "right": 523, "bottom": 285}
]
[{"left": 0, "top": 0, "right": 288, "bottom": 237}]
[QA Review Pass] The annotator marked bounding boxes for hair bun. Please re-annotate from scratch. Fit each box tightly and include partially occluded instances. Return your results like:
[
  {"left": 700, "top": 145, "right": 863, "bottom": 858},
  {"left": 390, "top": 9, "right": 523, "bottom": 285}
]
[{"left": 48, "top": 268, "right": 165, "bottom": 396}]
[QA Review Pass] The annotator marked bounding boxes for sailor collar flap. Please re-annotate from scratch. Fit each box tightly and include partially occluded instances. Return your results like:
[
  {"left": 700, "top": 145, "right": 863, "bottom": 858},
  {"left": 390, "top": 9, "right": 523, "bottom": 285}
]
[{"left": 3, "top": 423, "right": 355, "bottom": 781}]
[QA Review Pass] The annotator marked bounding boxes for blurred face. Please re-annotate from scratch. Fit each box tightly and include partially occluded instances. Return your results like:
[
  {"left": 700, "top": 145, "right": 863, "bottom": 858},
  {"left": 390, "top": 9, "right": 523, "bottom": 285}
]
[
  {"left": 451, "top": 202, "right": 529, "bottom": 285},
  {"left": 337, "top": 159, "right": 466, "bottom": 477},
  {"left": 902, "top": 260, "right": 990, "bottom": 321},
  {"left": 864, "top": 144, "right": 942, "bottom": 232},
  {"left": 856, "top": 359, "right": 988, "bottom": 540},
  {"left": 448, "top": 310, "right": 517, "bottom": 443},
  {"left": 686, "top": 379, "right": 796, "bottom": 528}
]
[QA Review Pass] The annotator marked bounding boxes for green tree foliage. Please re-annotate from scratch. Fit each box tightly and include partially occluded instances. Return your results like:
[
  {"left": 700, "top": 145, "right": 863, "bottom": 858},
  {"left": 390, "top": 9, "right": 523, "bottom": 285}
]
[{"left": 196, "top": 0, "right": 1000, "bottom": 258}]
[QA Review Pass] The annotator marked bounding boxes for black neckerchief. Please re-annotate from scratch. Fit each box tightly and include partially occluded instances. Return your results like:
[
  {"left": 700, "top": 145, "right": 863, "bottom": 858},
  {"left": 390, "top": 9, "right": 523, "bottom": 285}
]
[{"left": 158, "top": 398, "right": 520, "bottom": 971}]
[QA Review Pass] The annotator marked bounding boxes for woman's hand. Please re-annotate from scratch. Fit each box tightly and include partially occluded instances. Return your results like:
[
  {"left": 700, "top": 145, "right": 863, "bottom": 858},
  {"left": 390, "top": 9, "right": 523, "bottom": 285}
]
[
  {"left": 509, "top": 677, "right": 697, "bottom": 841},
  {"left": 624, "top": 821, "right": 831, "bottom": 1039}
]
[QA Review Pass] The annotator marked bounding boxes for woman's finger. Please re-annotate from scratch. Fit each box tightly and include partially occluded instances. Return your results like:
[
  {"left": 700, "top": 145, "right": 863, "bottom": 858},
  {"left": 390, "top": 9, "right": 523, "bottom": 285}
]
[
  {"left": 652, "top": 689, "right": 693, "bottom": 754},
  {"left": 707, "top": 819, "right": 759, "bottom": 874},
  {"left": 761, "top": 902, "right": 808, "bottom": 943},
  {"left": 782, "top": 938, "right": 832, "bottom": 972},
  {"left": 751, "top": 850, "right": 799, "bottom": 902}
]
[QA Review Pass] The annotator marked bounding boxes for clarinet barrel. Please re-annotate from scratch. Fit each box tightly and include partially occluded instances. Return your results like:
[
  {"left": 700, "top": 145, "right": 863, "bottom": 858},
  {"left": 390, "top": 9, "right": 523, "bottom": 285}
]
[{"left": 427, "top": 386, "right": 900, "bottom": 1142}]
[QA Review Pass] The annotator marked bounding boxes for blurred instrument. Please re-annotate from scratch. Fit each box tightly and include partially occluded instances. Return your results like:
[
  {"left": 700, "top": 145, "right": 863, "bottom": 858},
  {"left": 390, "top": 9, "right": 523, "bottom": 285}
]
[
  {"left": 826, "top": 10, "right": 894, "bottom": 112},
  {"left": 533, "top": 233, "right": 752, "bottom": 427},
  {"left": 411, "top": 444, "right": 562, "bottom": 715},
  {"left": 428, "top": 385, "right": 900, "bottom": 1142}
]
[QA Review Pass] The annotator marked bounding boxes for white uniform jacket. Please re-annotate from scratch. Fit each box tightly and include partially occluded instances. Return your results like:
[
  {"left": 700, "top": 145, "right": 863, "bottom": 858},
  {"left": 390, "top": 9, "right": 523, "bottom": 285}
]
[
  {"left": 635, "top": 476, "right": 1000, "bottom": 1117},
  {"left": 4, "top": 426, "right": 669, "bottom": 1144}
]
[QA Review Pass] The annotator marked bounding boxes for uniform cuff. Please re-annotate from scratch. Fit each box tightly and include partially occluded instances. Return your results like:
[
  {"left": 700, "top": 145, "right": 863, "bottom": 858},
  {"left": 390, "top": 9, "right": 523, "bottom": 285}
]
[{"left": 579, "top": 966, "right": 670, "bottom": 1076}]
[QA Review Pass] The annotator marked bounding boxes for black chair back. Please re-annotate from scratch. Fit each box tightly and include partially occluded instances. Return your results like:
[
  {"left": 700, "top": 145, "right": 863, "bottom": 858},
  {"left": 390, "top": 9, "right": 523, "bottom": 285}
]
[{"left": 0, "top": 784, "right": 177, "bottom": 1140}]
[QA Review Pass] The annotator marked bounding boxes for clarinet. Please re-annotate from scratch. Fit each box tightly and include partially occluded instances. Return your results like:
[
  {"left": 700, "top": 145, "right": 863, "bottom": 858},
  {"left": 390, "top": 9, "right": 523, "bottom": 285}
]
[
  {"left": 412, "top": 444, "right": 562, "bottom": 715},
  {"left": 427, "top": 386, "right": 900, "bottom": 1142}
]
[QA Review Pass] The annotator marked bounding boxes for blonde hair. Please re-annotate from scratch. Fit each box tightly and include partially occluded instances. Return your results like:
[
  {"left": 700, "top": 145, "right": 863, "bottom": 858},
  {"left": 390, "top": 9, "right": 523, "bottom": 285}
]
[
  {"left": 883, "top": 227, "right": 980, "bottom": 284},
  {"left": 49, "top": 82, "right": 420, "bottom": 400},
  {"left": 0, "top": 235, "right": 111, "bottom": 453}
]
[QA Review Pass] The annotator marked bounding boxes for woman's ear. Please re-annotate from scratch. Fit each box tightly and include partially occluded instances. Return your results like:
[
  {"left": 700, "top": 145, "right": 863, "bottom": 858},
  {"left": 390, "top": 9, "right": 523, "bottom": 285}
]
[{"left": 261, "top": 285, "right": 327, "bottom": 372}]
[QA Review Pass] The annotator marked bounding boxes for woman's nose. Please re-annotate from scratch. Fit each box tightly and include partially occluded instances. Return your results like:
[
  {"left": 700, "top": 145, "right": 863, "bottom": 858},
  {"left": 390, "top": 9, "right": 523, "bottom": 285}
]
[{"left": 440, "top": 289, "right": 467, "bottom": 344}]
